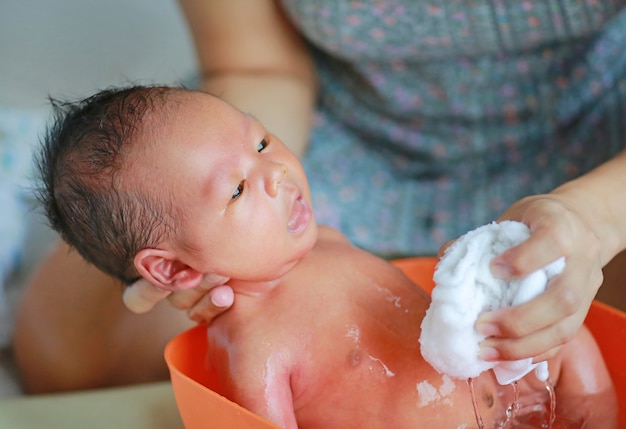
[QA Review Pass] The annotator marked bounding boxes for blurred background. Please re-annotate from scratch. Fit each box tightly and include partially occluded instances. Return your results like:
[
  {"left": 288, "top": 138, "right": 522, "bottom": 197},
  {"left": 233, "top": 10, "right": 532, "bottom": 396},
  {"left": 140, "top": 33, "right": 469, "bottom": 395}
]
[{"left": 0, "top": 0, "right": 196, "bottom": 399}]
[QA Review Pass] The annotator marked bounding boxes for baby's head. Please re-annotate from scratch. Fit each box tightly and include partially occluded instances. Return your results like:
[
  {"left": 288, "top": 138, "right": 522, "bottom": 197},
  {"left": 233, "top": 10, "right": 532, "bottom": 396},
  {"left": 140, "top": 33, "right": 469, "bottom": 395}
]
[
  {"left": 38, "top": 85, "right": 317, "bottom": 289},
  {"left": 37, "top": 85, "right": 180, "bottom": 284}
]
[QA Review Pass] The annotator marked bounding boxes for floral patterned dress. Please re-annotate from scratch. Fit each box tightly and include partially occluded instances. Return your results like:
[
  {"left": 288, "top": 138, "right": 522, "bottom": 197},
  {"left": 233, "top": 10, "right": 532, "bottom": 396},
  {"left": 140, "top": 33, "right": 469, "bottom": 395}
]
[{"left": 280, "top": 0, "right": 626, "bottom": 257}]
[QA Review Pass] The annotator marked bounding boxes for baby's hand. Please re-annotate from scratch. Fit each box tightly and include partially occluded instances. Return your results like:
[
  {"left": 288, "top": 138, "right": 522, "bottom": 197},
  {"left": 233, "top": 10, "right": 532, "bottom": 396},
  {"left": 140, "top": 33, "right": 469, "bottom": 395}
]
[
  {"left": 473, "top": 194, "right": 603, "bottom": 363},
  {"left": 123, "top": 273, "right": 234, "bottom": 324}
]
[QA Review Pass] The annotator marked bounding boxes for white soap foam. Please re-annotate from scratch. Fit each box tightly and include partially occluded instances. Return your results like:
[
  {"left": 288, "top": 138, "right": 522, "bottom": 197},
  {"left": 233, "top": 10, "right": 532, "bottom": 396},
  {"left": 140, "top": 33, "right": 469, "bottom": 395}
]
[{"left": 419, "top": 221, "right": 564, "bottom": 384}]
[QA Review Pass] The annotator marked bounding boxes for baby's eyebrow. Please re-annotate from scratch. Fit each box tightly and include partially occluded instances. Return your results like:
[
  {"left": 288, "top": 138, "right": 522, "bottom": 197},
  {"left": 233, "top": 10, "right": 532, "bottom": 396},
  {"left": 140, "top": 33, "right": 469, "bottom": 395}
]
[
  {"left": 243, "top": 112, "right": 264, "bottom": 129},
  {"left": 243, "top": 113, "right": 261, "bottom": 127}
]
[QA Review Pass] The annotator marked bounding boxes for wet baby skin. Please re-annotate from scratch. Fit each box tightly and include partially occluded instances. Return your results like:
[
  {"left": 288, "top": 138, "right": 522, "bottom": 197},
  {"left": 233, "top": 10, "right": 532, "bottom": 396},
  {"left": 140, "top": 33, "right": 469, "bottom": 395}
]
[
  {"left": 126, "top": 90, "right": 615, "bottom": 428},
  {"left": 205, "top": 227, "right": 617, "bottom": 428}
]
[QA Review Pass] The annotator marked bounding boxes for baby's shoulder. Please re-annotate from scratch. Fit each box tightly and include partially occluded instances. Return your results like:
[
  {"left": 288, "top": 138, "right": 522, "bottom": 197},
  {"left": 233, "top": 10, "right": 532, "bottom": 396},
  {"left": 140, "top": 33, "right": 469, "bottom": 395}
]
[
  {"left": 311, "top": 228, "right": 408, "bottom": 282},
  {"left": 548, "top": 324, "right": 610, "bottom": 387},
  {"left": 207, "top": 310, "right": 299, "bottom": 377},
  {"left": 312, "top": 226, "right": 382, "bottom": 266},
  {"left": 317, "top": 225, "right": 351, "bottom": 245}
]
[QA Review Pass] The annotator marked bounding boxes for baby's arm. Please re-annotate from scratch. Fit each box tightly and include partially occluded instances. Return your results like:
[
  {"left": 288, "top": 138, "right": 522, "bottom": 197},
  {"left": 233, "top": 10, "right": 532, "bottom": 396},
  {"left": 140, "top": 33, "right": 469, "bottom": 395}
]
[
  {"left": 210, "top": 333, "right": 298, "bottom": 429},
  {"left": 552, "top": 325, "right": 617, "bottom": 427}
]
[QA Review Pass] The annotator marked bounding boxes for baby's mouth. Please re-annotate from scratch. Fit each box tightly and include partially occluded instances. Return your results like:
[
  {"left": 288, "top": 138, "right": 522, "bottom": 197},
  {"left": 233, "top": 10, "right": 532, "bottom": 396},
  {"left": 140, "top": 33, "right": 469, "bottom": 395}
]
[{"left": 287, "top": 194, "right": 311, "bottom": 234}]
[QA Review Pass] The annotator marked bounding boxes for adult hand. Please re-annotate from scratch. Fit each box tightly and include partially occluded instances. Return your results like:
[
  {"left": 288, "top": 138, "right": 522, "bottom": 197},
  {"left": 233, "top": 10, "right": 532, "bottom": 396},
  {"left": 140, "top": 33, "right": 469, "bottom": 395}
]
[
  {"left": 472, "top": 193, "right": 604, "bottom": 364},
  {"left": 123, "top": 273, "right": 234, "bottom": 324}
]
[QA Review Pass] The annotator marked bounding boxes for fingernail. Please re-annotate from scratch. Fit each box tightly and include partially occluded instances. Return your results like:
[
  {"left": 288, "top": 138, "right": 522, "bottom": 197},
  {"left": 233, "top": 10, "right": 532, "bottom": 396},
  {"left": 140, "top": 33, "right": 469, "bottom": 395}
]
[
  {"left": 476, "top": 322, "right": 500, "bottom": 337},
  {"left": 490, "top": 259, "right": 511, "bottom": 278},
  {"left": 211, "top": 294, "right": 228, "bottom": 307},
  {"left": 210, "top": 287, "right": 234, "bottom": 307},
  {"left": 479, "top": 345, "right": 500, "bottom": 361}
]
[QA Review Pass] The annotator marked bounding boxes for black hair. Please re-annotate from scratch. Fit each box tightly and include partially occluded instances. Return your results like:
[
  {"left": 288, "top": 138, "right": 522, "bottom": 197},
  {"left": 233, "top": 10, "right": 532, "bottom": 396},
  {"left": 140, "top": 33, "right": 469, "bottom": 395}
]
[{"left": 36, "top": 85, "right": 180, "bottom": 285}]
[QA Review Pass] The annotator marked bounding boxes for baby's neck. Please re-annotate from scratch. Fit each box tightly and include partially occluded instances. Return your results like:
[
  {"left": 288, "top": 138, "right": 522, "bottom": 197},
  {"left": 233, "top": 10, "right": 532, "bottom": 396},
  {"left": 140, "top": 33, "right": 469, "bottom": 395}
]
[
  {"left": 228, "top": 277, "right": 284, "bottom": 298},
  {"left": 222, "top": 226, "right": 343, "bottom": 298}
]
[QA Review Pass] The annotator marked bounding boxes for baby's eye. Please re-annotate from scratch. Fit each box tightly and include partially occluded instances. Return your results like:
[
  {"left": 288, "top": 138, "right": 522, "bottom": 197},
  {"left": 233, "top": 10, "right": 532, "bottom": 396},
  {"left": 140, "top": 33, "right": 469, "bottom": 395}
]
[
  {"left": 257, "top": 138, "right": 268, "bottom": 152},
  {"left": 231, "top": 182, "right": 244, "bottom": 200}
]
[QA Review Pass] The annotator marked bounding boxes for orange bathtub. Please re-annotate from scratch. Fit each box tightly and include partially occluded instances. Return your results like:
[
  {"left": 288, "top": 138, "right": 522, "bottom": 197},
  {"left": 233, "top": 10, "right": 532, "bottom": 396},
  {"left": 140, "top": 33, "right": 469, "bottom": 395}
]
[{"left": 165, "top": 257, "right": 626, "bottom": 428}]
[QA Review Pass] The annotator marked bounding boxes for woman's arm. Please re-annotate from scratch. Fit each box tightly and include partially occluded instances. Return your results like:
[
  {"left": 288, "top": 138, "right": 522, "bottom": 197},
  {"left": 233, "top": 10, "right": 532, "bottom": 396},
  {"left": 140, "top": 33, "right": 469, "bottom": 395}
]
[
  {"left": 178, "top": 0, "right": 317, "bottom": 157},
  {"left": 476, "top": 148, "right": 626, "bottom": 362}
]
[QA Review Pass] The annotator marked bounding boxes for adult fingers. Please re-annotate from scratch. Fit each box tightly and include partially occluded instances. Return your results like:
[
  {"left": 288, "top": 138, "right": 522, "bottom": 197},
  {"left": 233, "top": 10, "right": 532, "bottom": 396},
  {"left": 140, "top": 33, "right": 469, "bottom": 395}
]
[
  {"left": 491, "top": 215, "right": 576, "bottom": 279},
  {"left": 123, "top": 279, "right": 172, "bottom": 314},
  {"left": 186, "top": 285, "right": 235, "bottom": 324},
  {"left": 476, "top": 272, "right": 598, "bottom": 361},
  {"left": 491, "top": 236, "right": 565, "bottom": 280},
  {"left": 167, "top": 273, "right": 230, "bottom": 310},
  {"left": 479, "top": 329, "right": 566, "bottom": 363}
]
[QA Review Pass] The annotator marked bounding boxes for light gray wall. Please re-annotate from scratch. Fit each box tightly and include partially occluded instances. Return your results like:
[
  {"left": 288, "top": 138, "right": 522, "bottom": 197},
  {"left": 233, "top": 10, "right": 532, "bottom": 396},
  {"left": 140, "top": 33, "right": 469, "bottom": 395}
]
[{"left": 0, "top": 0, "right": 197, "bottom": 109}]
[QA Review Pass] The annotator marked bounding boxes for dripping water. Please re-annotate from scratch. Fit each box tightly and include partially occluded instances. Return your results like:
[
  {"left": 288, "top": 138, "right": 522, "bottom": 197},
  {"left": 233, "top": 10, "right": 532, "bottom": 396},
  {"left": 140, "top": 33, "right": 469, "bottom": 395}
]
[
  {"left": 543, "top": 379, "right": 556, "bottom": 428},
  {"left": 467, "top": 377, "right": 486, "bottom": 429},
  {"left": 504, "top": 380, "right": 520, "bottom": 425},
  {"left": 469, "top": 376, "right": 557, "bottom": 428}
]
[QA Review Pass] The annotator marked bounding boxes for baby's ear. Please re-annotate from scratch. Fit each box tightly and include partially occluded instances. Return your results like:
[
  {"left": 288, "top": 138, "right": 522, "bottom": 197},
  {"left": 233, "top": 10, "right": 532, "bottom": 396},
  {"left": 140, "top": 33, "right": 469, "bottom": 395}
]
[{"left": 134, "top": 248, "right": 204, "bottom": 292}]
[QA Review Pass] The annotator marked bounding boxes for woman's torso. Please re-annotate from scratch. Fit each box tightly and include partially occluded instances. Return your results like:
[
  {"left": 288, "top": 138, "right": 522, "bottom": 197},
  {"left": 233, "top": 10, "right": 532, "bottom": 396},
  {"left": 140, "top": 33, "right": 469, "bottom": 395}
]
[{"left": 280, "top": 0, "right": 626, "bottom": 256}]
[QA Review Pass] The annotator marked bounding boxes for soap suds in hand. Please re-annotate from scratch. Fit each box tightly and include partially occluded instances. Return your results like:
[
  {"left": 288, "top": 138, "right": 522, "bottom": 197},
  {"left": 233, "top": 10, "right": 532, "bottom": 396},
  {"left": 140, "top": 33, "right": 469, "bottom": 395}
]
[{"left": 419, "top": 221, "right": 564, "bottom": 385}]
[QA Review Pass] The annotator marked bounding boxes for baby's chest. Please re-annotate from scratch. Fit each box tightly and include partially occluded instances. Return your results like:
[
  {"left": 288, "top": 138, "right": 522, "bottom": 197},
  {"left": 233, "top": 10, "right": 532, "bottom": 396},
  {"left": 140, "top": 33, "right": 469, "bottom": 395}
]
[
  {"left": 225, "top": 314, "right": 498, "bottom": 428},
  {"left": 291, "top": 326, "right": 445, "bottom": 407},
  {"left": 291, "top": 345, "right": 493, "bottom": 428}
]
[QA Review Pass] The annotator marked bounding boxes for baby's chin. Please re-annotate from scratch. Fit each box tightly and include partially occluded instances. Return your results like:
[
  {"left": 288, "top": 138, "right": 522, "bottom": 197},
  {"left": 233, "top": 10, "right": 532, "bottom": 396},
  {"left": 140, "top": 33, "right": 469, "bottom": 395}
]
[
  {"left": 240, "top": 247, "right": 316, "bottom": 283},
  {"left": 276, "top": 230, "right": 319, "bottom": 274}
]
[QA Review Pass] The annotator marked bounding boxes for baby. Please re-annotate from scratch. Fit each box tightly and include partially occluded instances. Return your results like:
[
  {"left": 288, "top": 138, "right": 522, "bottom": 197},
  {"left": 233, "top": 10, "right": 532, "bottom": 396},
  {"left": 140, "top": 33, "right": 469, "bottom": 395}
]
[{"left": 37, "top": 85, "right": 617, "bottom": 428}]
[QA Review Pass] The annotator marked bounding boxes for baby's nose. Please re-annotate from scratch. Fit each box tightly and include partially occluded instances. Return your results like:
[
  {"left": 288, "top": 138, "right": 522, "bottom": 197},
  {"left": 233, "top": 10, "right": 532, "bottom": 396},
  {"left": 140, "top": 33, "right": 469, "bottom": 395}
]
[{"left": 266, "top": 163, "right": 287, "bottom": 197}]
